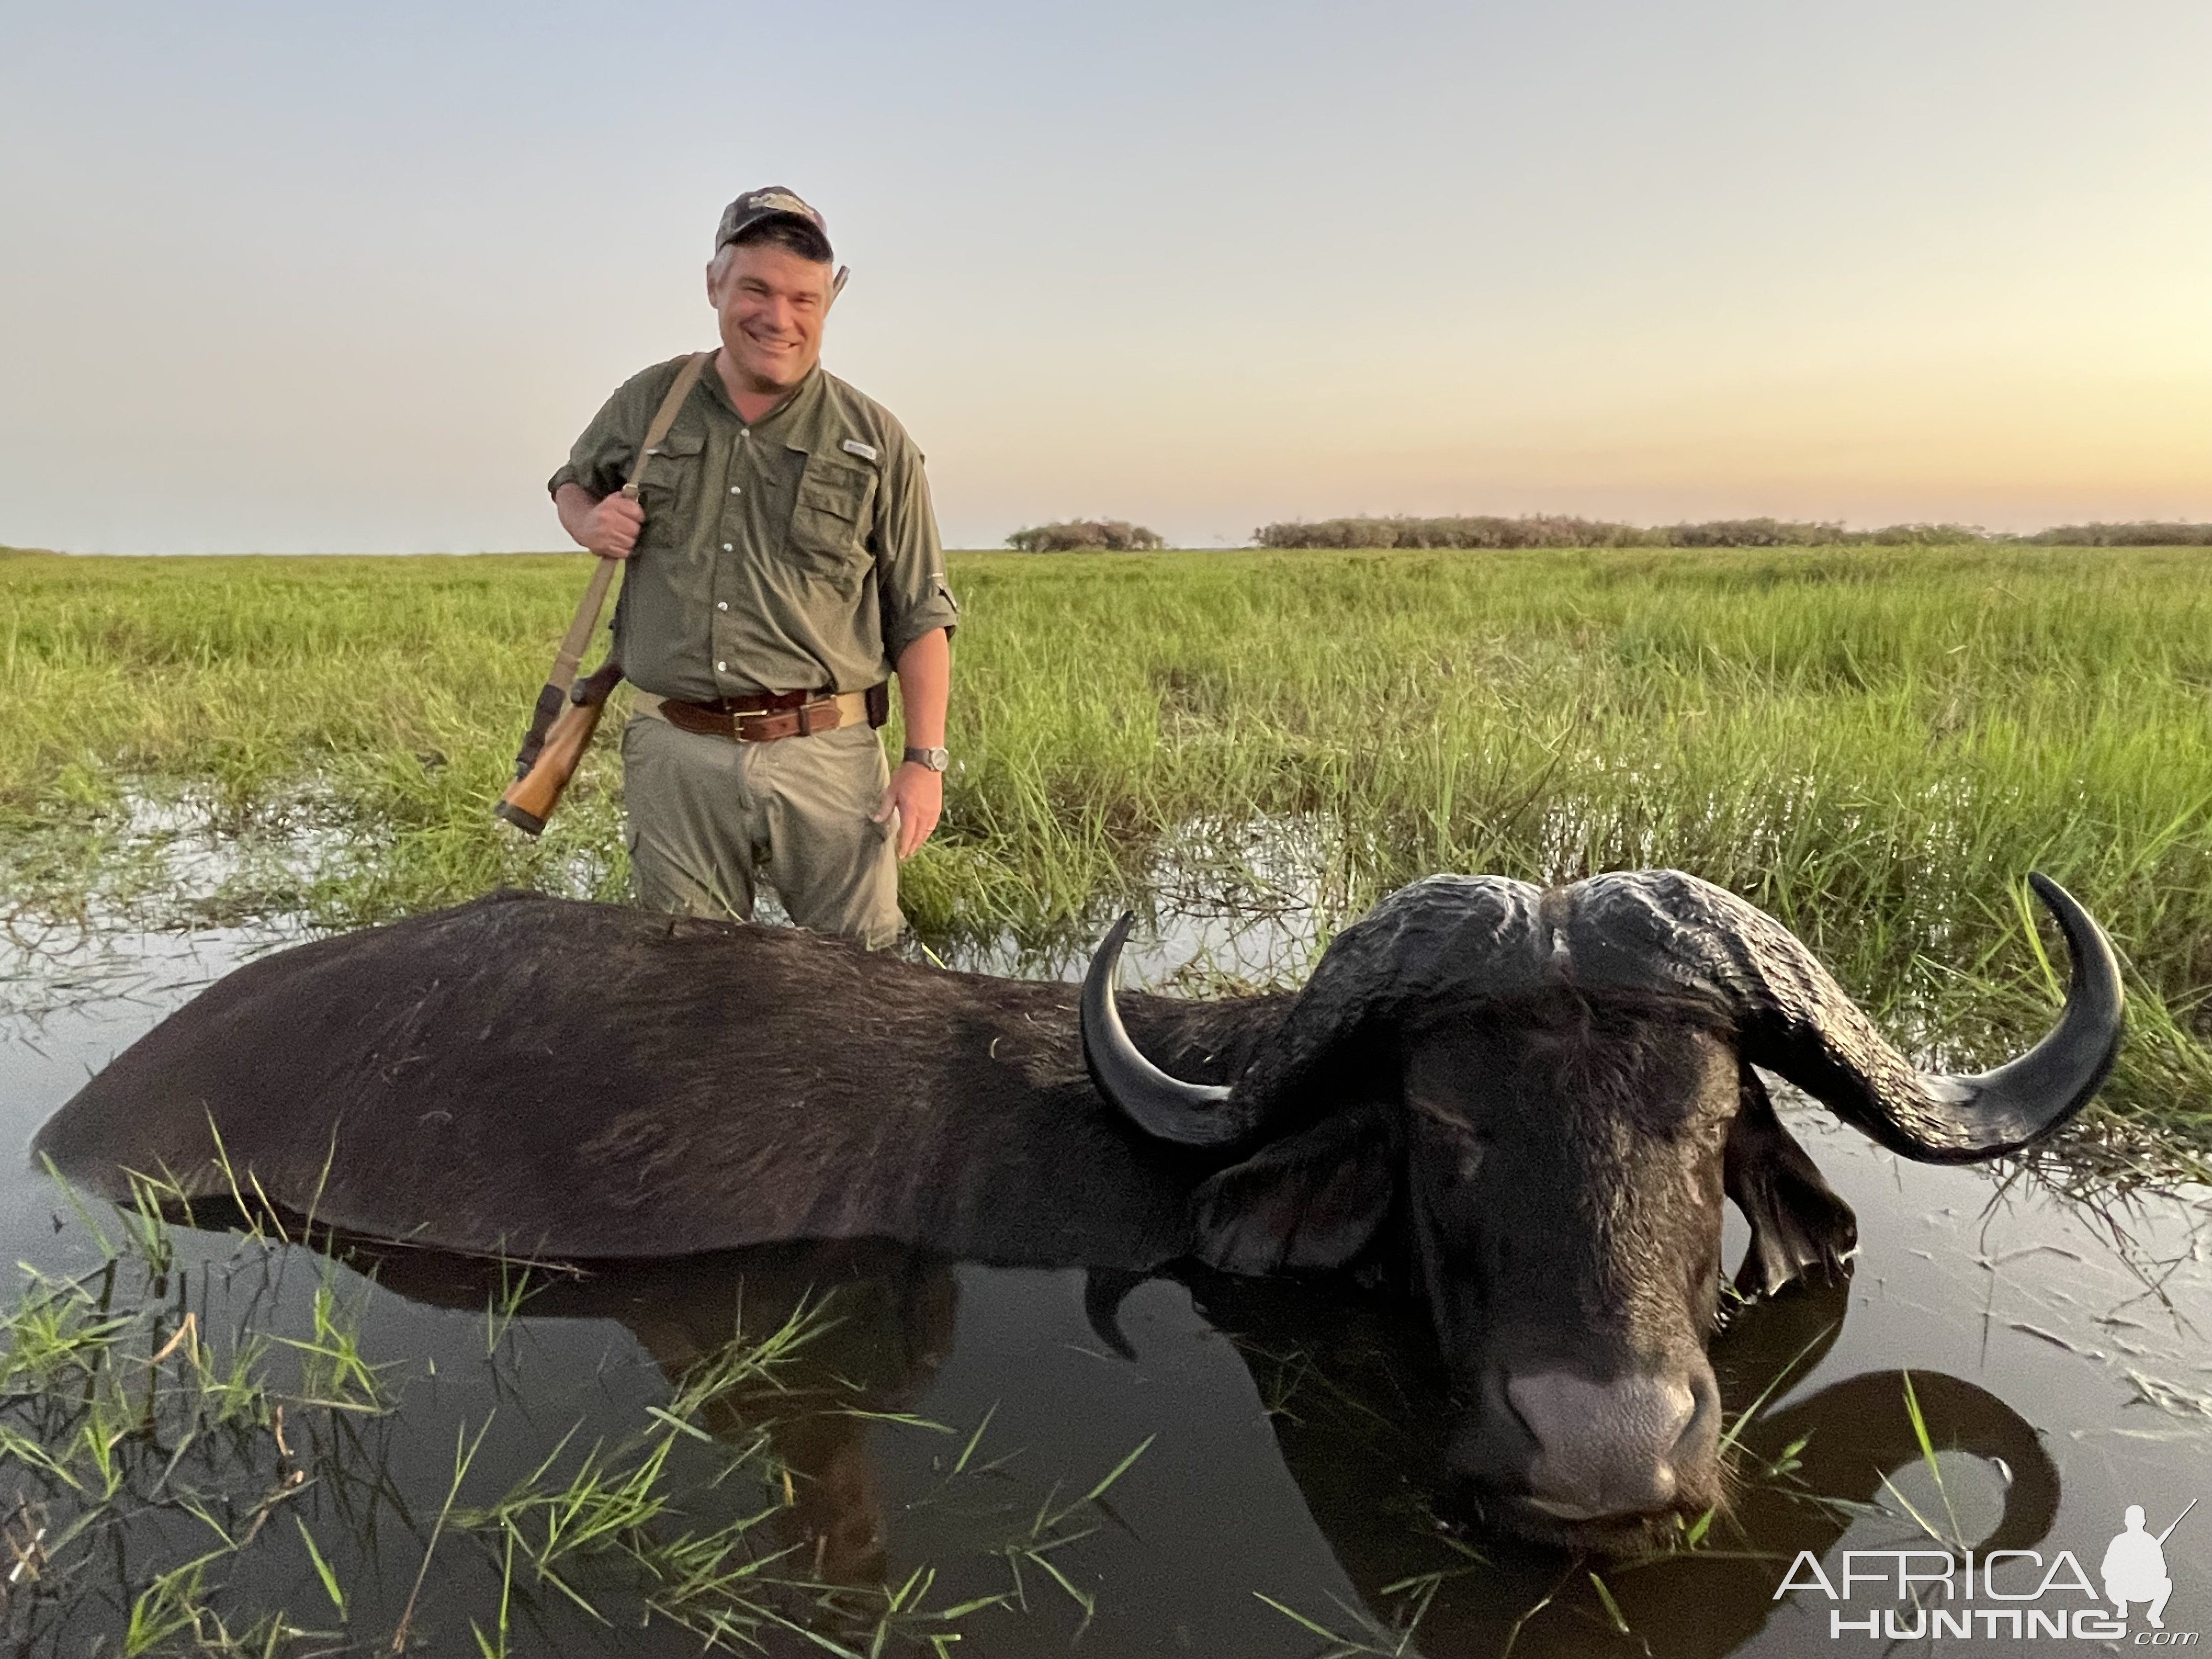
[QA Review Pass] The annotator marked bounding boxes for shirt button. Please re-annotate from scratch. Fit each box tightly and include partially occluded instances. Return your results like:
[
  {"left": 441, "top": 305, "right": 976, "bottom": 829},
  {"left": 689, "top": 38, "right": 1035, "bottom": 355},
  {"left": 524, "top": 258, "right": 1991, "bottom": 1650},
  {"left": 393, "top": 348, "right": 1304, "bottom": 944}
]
[
  {"left": 721, "top": 542, "right": 733, "bottom": 552},
  {"left": 716, "top": 661, "right": 727, "bottom": 672},
  {"left": 729, "top": 486, "right": 742, "bottom": 495},
  {"left": 716, "top": 601, "right": 729, "bottom": 611}
]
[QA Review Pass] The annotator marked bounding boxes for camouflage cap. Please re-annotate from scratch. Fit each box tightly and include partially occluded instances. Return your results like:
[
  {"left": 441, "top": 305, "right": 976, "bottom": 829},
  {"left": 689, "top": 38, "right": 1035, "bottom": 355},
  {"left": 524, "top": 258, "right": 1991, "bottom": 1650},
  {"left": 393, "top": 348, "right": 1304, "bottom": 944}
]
[{"left": 714, "top": 187, "right": 832, "bottom": 257}]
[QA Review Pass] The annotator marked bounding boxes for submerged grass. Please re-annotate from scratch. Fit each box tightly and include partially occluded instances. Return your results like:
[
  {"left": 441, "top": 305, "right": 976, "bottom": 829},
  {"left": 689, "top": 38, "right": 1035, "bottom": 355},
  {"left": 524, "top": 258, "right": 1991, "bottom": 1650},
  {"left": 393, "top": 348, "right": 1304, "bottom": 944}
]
[
  {"left": 0, "top": 1238, "right": 383, "bottom": 1650},
  {"left": 0, "top": 1212, "right": 1015, "bottom": 1654},
  {"left": 5, "top": 545, "right": 2212, "bottom": 1156}
]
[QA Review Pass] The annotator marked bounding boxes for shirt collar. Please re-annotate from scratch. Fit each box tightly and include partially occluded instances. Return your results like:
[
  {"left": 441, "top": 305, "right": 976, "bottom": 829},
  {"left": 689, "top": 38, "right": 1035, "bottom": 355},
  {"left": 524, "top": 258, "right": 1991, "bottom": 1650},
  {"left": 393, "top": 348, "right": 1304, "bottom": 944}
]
[{"left": 701, "top": 358, "right": 824, "bottom": 441}]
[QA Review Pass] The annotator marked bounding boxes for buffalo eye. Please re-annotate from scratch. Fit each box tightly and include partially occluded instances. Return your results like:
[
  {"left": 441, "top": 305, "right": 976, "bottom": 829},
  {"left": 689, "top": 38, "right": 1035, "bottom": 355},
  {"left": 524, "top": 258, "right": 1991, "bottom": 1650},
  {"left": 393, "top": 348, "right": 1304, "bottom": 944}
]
[
  {"left": 1421, "top": 1126, "right": 1486, "bottom": 1195},
  {"left": 1406, "top": 1085, "right": 1488, "bottom": 1193}
]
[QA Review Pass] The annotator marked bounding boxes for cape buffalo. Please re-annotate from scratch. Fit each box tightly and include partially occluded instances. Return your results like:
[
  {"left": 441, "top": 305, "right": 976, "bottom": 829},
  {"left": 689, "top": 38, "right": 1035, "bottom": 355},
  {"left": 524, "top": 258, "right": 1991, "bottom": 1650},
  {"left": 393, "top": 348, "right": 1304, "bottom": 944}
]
[
  {"left": 1190, "top": 1263, "right": 2061, "bottom": 1656},
  {"left": 31, "top": 870, "right": 2121, "bottom": 1550}
]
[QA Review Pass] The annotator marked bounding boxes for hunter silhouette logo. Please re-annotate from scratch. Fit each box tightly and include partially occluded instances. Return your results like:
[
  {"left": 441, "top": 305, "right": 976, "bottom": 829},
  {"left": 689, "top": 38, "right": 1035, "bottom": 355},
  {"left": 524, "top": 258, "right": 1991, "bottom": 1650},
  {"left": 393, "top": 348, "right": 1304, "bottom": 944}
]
[{"left": 2105, "top": 1500, "right": 2193, "bottom": 1630}]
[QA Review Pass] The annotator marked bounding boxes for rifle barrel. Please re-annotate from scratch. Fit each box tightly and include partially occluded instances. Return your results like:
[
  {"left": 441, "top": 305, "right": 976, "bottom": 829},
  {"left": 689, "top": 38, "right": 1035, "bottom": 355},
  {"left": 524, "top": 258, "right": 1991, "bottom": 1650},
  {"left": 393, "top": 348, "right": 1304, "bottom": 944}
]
[{"left": 2157, "top": 1496, "right": 2197, "bottom": 1544}]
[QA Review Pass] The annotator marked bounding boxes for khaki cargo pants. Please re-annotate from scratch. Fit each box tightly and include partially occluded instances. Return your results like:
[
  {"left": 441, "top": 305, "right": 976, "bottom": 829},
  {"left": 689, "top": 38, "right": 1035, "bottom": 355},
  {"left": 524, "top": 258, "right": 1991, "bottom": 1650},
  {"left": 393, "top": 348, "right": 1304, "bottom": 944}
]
[{"left": 621, "top": 698, "right": 902, "bottom": 949}]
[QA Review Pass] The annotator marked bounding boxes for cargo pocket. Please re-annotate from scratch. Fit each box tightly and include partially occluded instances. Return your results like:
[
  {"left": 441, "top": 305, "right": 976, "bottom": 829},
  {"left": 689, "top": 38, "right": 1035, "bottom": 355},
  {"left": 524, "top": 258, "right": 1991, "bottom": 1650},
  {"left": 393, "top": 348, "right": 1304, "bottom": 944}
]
[
  {"left": 635, "top": 426, "right": 706, "bottom": 551},
  {"left": 788, "top": 452, "right": 878, "bottom": 591}
]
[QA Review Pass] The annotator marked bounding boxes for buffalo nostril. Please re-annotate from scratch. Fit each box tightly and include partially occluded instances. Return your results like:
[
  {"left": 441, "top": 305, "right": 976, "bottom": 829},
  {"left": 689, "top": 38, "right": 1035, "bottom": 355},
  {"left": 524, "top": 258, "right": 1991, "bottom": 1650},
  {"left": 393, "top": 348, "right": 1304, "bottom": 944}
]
[
  {"left": 1504, "top": 1368, "right": 1702, "bottom": 1520},
  {"left": 1673, "top": 1363, "right": 1723, "bottom": 1462}
]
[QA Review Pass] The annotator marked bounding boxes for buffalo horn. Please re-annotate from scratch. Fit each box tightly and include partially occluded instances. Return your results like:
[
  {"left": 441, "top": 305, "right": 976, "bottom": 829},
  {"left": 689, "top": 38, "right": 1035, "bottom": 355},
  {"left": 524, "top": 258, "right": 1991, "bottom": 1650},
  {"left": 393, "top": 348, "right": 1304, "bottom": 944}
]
[
  {"left": 1086, "top": 868, "right": 2121, "bottom": 1165},
  {"left": 1082, "top": 878, "right": 1549, "bottom": 1141},
  {"left": 1759, "top": 872, "right": 2121, "bottom": 1160},
  {"left": 1570, "top": 870, "right": 2124, "bottom": 1162},
  {"left": 1080, "top": 913, "right": 1250, "bottom": 1146}
]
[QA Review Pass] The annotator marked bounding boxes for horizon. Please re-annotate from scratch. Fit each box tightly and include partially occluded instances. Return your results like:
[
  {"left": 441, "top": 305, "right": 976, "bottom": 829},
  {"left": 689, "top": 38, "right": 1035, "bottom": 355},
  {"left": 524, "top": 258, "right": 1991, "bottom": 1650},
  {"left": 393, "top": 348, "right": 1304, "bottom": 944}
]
[
  {"left": 4, "top": 1, "right": 2208, "bottom": 555},
  {"left": 13, "top": 509, "right": 2212, "bottom": 561}
]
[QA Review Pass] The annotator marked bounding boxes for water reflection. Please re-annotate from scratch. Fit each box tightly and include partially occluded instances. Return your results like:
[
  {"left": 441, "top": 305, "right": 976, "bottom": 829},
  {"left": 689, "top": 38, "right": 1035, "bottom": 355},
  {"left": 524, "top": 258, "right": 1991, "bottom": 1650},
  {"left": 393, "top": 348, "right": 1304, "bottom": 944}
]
[
  {"left": 355, "top": 1239, "right": 960, "bottom": 1590},
  {"left": 323, "top": 1233, "right": 2063, "bottom": 1658}
]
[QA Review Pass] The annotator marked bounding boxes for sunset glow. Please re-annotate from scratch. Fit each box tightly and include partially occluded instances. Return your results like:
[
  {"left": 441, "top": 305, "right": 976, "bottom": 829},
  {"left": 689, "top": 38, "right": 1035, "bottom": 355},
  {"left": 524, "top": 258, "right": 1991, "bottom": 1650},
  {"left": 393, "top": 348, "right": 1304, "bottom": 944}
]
[{"left": 3, "top": 1, "right": 2206, "bottom": 551}]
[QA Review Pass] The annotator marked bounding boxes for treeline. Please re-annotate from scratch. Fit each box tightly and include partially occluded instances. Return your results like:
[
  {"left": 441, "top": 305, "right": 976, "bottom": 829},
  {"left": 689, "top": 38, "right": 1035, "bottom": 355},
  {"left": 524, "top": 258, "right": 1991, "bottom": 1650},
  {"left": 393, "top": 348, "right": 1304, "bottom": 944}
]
[
  {"left": 1252, "top": 516, "right": 2212, "bottom": 550},
  {"left": 2017, "top": 522, "right": 2212, "bottom": 546},
  {"left": 1006, "top": 520, "right": 1164, "bottom": 552}
]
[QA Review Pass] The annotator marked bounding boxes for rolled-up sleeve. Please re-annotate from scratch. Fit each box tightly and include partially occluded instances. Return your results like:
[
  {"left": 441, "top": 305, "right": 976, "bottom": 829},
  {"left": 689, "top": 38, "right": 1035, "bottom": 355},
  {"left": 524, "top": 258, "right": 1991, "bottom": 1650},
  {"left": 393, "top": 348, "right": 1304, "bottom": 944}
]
[
  {"left": 547, "top": 370, "right": 657, "bottom": 500},
  {"left": 872, "top": 435, "right": 959, "bottom": 664}
]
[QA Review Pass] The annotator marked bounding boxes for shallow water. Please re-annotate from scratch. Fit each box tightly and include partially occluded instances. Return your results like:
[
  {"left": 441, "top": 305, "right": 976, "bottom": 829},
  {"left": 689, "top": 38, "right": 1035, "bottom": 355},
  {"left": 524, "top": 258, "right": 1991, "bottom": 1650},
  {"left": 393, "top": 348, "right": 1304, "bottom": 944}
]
[{"left": 3, "top": 914, "right": 2209, "bottom": 1656}]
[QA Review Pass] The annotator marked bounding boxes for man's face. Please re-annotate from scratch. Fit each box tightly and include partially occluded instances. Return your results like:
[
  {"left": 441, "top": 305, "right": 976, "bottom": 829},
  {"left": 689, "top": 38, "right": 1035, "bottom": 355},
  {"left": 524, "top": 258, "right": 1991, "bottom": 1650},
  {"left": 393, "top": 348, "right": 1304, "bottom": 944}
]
[{"left": 708, "top": 241, "right": 834, "bottom": 393}]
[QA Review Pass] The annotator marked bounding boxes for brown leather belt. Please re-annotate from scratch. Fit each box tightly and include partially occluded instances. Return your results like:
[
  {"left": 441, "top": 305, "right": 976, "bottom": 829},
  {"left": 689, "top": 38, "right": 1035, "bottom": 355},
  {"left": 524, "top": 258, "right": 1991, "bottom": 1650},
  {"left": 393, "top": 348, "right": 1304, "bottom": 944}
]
[{"left": 653, "top": 686, "right": 881, "bottom": 744}]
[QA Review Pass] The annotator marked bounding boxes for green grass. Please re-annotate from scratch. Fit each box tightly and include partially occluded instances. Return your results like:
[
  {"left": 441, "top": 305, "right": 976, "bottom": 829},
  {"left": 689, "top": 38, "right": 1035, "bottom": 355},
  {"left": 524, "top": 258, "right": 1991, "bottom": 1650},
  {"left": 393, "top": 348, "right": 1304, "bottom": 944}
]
[
  {"left": 4, "top": 545, "right": 2211, "bottom": 1161},
  {"left": 0, "top": 1216, "right": 1013, "bottom": 1653}
]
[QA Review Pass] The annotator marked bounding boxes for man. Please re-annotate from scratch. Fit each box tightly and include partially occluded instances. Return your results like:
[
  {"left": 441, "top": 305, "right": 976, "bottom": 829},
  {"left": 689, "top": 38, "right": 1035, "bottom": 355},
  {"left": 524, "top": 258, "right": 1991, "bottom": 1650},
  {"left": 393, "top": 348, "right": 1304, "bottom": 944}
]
[
  {"left": 549, "top": 188, "right": 956, "bottom": 949},
  {"left": 2101, "top": 1504, "right": 2174, "bottom": 1628}
]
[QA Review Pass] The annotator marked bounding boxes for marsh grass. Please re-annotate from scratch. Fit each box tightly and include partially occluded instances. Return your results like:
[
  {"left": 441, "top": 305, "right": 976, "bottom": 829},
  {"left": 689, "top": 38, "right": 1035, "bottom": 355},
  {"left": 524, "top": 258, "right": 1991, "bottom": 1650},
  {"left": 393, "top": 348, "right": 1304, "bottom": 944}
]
[
  {"left": 449, "top": 1331, "right": 1020, "bottom": 1655},
  {"left": 0, "top": 1189, "right": 401, "bottom": 1652},
  {"left": 5, "top": 545, "right": 2212, "bottom": 1157},
  {"left": 481, "top": 1262, "right": 537, "bottom": 1358},
  {"left": 1883, "top": 1370, "right": 1965, "bottom": 1550},
  {"left": 0, "top": 1205, "right": 1014, "bottom": 1655}
]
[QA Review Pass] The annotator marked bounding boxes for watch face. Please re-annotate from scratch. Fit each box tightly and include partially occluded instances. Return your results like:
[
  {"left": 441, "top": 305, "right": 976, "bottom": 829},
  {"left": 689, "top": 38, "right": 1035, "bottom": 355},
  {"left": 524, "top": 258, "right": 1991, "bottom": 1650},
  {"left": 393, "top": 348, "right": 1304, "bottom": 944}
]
[{"left": 907, "top": 746, "right": 950, "bottom": 771}]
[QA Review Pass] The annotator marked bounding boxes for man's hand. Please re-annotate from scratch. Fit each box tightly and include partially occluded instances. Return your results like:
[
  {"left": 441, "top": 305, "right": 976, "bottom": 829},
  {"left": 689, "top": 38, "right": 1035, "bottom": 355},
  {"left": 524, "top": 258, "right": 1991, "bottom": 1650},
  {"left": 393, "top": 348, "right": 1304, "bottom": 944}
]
[
  {"left": 554, "top": 483, "right": 646, "bottom": 561},
  {"left": 872, "top": 762, "right": 941, "bottom": 860},
  {"left": 878, "top": 629, "right": 951, "bottom": 860}
]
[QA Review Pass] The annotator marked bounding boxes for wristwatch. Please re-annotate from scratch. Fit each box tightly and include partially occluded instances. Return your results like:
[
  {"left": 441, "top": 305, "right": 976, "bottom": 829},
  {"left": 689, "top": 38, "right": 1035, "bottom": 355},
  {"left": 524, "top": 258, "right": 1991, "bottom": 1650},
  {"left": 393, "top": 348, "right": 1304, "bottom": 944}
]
[{"left": 903, "top": 745, "right": 950, "bottom": 772}]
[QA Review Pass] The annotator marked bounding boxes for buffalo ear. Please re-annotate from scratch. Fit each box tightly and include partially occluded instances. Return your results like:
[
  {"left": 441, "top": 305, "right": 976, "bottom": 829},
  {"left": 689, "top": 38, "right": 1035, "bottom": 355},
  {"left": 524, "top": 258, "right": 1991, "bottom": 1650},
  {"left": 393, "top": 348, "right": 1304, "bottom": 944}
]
[
  {"left": 1726, "top": 1066, "right": 1858, "bottom": 1297},
  {"left": 1189, "top": 1106, "right": 1398, "bottom": 1276}
]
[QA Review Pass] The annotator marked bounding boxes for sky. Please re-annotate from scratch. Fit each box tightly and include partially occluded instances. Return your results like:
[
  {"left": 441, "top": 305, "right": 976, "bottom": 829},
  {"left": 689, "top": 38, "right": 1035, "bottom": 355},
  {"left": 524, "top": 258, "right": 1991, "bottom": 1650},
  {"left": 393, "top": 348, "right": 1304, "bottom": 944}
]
[{"left": 2, "top": 1, "right": 2207, "bottom": 553}]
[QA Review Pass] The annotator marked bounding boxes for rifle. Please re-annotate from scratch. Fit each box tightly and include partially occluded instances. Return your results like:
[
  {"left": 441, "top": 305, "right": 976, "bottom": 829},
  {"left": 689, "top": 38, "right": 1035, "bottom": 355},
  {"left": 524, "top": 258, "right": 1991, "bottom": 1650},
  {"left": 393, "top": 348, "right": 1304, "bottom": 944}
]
[
  {"left": 495, "top": 351, "right": 710, "bottom": 836},
  {"left": 2158, "top": 1498, "right": 2197, "bottom": 1544}
]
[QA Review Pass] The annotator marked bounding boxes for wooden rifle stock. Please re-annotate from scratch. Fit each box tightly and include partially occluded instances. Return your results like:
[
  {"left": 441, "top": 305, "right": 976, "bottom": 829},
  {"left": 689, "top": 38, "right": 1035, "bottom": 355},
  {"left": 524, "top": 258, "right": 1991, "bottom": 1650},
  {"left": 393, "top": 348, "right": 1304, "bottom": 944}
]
[{"left": 495, "top": 661, "right": 625, "bottom": 836}]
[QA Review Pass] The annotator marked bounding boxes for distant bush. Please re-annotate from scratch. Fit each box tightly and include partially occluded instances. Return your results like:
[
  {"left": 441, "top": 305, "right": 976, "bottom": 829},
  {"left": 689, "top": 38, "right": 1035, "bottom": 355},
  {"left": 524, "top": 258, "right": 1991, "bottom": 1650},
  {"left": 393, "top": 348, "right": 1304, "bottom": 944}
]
[
  {"left": 1662, "top": 518, "right": 1838, "bottom": 548},
  {"left": 1668, "top": 519, "right": 1988, "bottom": 547},
  {"left": 1006, "top": 520, "right": 1165, "bottom": 552},
  {"left": 1256, "top": 516, "right": 2005, "bottom": 550},
  {"left": 1853, "top": 523, "right": 1990, "bottom": 545},
  {"left": 2020, "top": 522, "right": 2212, "bottom": 546},
  {"left": 1254, "top": 515, "right": 1652, "bottom": 550}
]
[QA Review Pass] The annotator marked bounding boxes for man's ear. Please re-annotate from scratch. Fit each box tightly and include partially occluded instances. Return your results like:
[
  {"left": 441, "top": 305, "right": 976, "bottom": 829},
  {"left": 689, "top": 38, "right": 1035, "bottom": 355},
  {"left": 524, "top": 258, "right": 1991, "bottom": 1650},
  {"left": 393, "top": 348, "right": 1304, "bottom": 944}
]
[
  {"left": 1726, "top": 1065, "right": 1858, "bottom": 1297},
  {"left": 1189, "top": 1105, "right": 1397, "bottom": 1276}
]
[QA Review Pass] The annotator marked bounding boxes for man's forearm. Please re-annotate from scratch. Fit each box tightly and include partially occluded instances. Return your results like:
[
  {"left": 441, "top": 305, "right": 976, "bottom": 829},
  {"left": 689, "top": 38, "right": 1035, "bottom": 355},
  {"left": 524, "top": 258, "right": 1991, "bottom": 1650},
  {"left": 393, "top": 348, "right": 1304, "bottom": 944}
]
[
  {"left": 894, "top": 629, "right": 949, "bottom": 748},
  {"left": 553, "top": 483, "right": 602, "bottom": 549}
]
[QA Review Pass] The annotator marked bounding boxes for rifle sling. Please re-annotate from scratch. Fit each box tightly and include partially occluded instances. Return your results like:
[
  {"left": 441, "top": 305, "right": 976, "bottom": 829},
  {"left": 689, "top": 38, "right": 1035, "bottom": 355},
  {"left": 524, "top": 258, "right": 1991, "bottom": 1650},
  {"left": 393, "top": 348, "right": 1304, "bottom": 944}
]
[{"left": 545, "top": 349, "right": 712, "bottom": 693}]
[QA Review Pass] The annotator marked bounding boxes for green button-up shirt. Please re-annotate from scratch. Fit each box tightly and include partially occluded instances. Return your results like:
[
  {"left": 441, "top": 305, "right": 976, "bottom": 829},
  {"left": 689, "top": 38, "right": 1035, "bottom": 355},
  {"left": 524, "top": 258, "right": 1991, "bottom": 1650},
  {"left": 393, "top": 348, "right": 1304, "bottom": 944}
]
[{"left": 550, "top": 356, "right": 958, "bottom": 703}]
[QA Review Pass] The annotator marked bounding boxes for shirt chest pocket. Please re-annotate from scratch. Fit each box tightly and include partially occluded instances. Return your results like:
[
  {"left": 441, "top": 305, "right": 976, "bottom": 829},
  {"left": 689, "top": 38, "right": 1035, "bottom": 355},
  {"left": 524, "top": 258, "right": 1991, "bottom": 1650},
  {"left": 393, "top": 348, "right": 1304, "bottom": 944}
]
[
  {"left": 787, "top": 453, "right": 878, "bottom": 588},
  {"left": 635, "top": 427, "right": 706, "bottom": 549}
]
